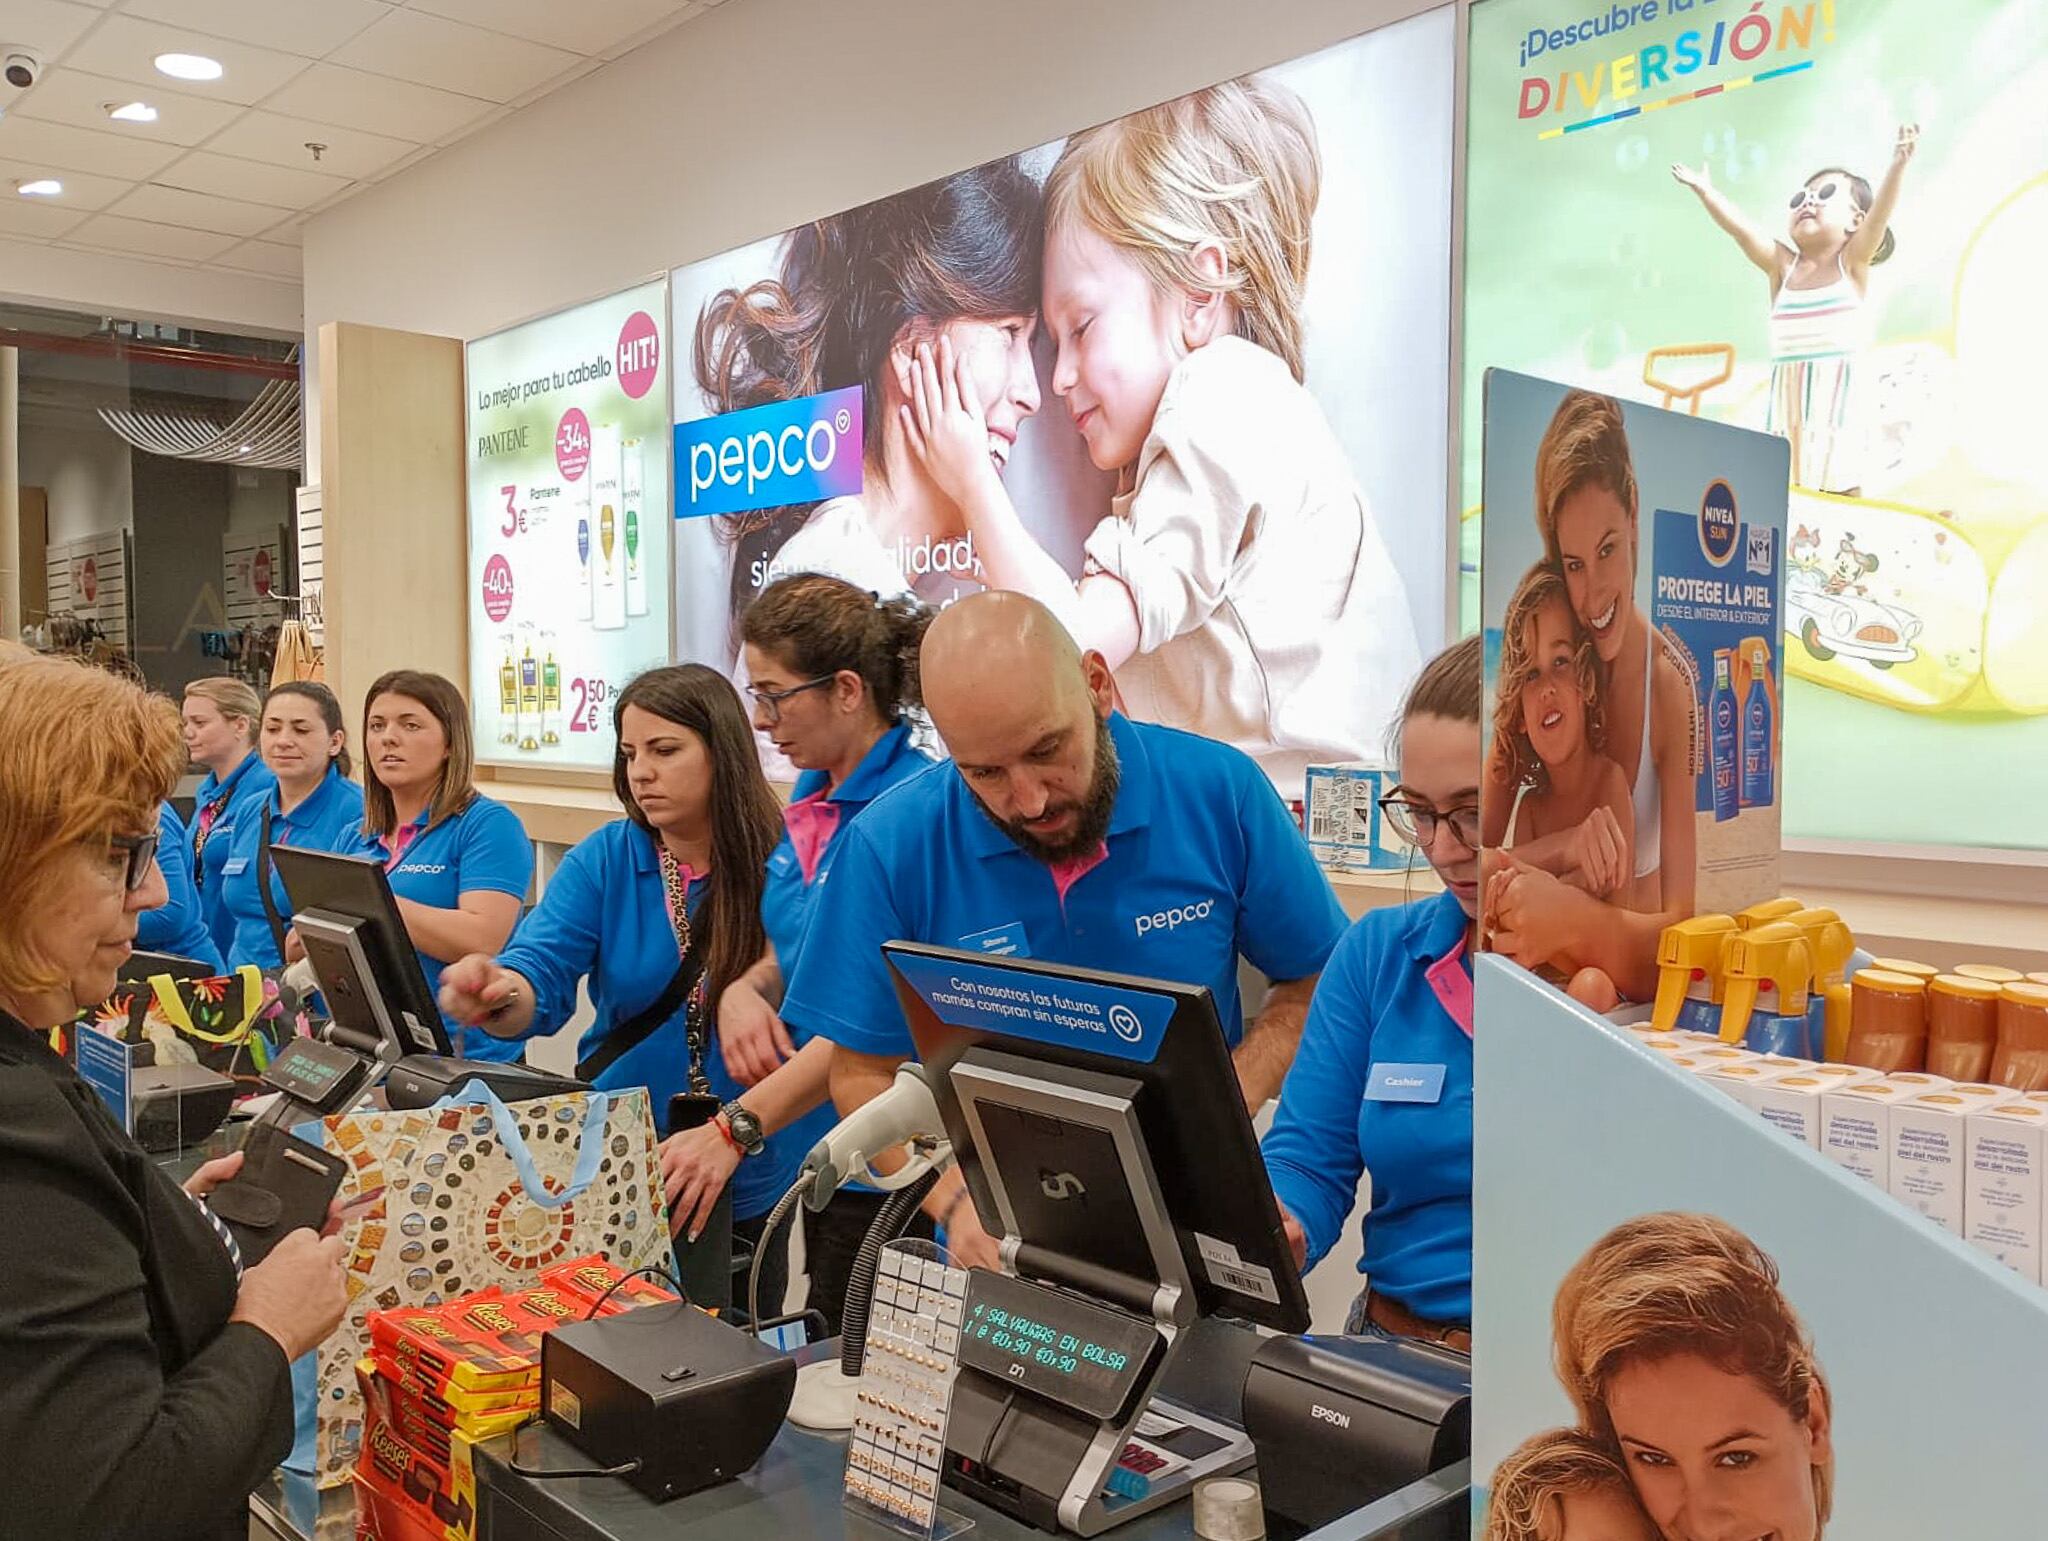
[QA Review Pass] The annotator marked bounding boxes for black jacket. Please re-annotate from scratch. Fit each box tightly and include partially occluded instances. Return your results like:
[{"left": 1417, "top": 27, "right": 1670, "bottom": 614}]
[{"left": 0, "top": 1009, "right": 294, "bottom": 1541}]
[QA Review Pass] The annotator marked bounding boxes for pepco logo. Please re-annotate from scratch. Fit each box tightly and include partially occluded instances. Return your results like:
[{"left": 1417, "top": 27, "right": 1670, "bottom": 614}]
[
  {"left": 1135, "top": 899, "right": 1214, "bottom": 938},
  {"left": 675, "top": 385, "right": 863, "bottom": 519}
]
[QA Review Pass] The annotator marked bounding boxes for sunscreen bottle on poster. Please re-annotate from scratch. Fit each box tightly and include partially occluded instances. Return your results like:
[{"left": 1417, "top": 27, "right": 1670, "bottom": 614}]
[
  {"left": 592, "top": 425, "right": 626, "bottom": 632},
  {"left": 497, "top": 640, "right": 518, "bottom": 745},
  {"left": 1710, "top": 650, "right": 1739, "bottom": 823},
  {"left": 1741, "top": 639, "right": 1773, "bottom": 807},
  {"left": 622, "top": 438, "right": 648, "bottom": 617},
  {"left": 541, "top": 650, "right": 561, "bottom": 746},
  {"left": 519, "top": 644, "right": 540, "bottom": 752},
  {"left": 572, "top": 478, "right": 594, "bottom": 624}
]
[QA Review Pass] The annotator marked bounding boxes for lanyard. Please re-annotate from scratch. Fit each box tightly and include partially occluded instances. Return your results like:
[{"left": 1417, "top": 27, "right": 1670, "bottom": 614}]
[
  {"left": 191, "top": 777, "right": 238, "bottom": 881},
  {"left": 657, "top": 846, "right": 713, "bottom": 1096}
]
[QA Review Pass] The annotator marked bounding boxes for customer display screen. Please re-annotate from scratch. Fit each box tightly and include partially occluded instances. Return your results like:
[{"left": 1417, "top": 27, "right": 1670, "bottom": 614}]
[{"left": 958, "top": 1271, "right": 1161, "bottom": 1421}]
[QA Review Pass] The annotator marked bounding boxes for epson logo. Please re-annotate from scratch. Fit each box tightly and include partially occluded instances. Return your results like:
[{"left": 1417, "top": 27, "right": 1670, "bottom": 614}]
[
  {"left": 1310, "top": 1403, "right": 1351, "bottom": 1429},
  {"left": 675, "top": 385, "right": 864, "bottom": 518},
  {"left": 1135, "top": 899, "right": 1214, "bottom": 938}
]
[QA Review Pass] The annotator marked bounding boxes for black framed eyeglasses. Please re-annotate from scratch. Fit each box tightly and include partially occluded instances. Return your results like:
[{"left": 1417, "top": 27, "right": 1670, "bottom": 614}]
[
  {"left": 107, "top": 830, "right": 161, "bottom": 892},
  {"left": 1377, "top": 795, "right": 1481, "bottom": 851},
  {"left": 746, "top": 675, "right": 835, "bottom": 725}
]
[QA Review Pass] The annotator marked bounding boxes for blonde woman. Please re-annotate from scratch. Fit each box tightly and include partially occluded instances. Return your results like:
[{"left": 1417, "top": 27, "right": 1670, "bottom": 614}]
[
  {"left": 182, "top": 676, "right": 275, "bottom": 959},
  {"left": 0, "top": 653, "right": 347, "bottom": 1539},
  {"left": 1552, "top": 1214, "right": 1834, "bottom": 1541},
  {"left": 901, "top": 76, "right": 1419, "bottom": 795}
]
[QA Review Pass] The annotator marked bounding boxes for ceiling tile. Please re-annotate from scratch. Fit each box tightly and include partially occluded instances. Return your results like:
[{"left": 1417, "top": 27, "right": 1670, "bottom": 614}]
[
  {"left": 0, "top": 0, "right": 105, "bottom": 57},
  {"left": 330, "top": 9, "right": 577, "bottom": 103},
  {"left": 119, "top": 0, "right": 393, "bottom": 59},
  {"left": 0, "top": 116, "right": 182, "bottom": 180},
  {"left": 258, "top": 215, "right": 304, "bottom": 246},
  {"left": 402, "top": 0, "right": 691, "bottom": 57},
  {"left": 0, "top": 156, "right": 131, "bottom": 211},
  {"left": 202, "top": 109, "right": 417, "bottom": 181},
  {"left": 0, "top": 197, "right": 89, "bottom": 239},
  {"left": 66, "top": 211, "right": 235, "bottom": 260},
  {"left": 13, "top": 68, "right": 242, "bottom": 145},
  {"left": 60, "top": 13, "right": 314, "bottom": 106},
  {"left": 154, "top": 148, "right": 350, "bottom": 208},
  {"left": 264, "top": 62, "right": 493, "bottom": 141},
  {"left": 109, "top": 180, "right": 286, "bottom": 235},
  {"left": 211, "top": 237, "right": 299, "bottom": 277}
]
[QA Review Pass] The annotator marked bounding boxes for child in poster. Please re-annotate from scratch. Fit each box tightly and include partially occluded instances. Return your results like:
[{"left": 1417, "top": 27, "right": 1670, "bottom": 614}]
[{"left": 1482, "top": 1427, "right": 1657, "bottom": 1541}]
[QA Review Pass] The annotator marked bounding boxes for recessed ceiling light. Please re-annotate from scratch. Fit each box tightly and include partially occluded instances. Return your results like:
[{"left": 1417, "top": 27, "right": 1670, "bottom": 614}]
[
  {"left": 107, "top": 101, "right": 159, "bottom": 123},
  {"left": 18, "top": 178, "right": 63, "bottom": 197},
  {"left": 237, "top": 444, "right": 254, "bottom": 455},
  {"left": 154, "top": 52, "right": 223, "bottom": 82}
]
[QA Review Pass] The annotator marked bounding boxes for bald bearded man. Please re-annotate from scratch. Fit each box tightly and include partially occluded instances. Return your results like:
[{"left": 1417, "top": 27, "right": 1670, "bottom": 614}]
[{"left": 779, "top": 592, "right": 1348, "bottom": 1269}]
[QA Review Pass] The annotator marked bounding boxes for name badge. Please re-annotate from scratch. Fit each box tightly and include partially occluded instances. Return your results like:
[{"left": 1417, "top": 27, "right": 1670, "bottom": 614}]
[
  {"left": 959, "top": 921, "right": 1029, "bottom": 959},
  {"left": 1365, "top": 1063, "right": 1446, "bottom": 1104},
  {"left": 222, "top": 856, "right": 250, "bottom": 877}
]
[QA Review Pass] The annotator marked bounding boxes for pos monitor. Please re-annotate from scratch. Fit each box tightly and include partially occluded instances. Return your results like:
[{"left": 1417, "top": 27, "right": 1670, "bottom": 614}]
[{"left": 884, "top": 942, "right": 1308, "bottom": 1535}]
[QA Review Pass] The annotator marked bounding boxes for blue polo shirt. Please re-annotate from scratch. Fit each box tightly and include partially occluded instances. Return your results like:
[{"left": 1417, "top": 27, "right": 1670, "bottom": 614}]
[
  {"left": 361, "top": 794, "right": 535, "bottom": 1059},
  {"left": 218, "top": 766, "right": 367, "bottom": 970},
  {"left": 191, "top": 753, "right": 276, "bottom": 959},
  {"left": 782, "top": 713, "right": 1348, "bottom": 1059},
  {"left": 137, "top": 802, "right": 224, "bottom": 971},
  {"left": 1260, "top": 889, "right": 1474, "bottom": 1324},
  {"left": 763, "top": 722, "right": 932, "bottom": 1182},
  {"left": 493, "top": 820, "right": 804, "bottom": 1222}
]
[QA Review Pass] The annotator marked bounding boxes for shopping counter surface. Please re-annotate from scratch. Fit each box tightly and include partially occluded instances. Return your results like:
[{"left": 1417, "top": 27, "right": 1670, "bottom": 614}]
[{"left": 249, "top": 1321, "right": 1465, "bottom": 1541}]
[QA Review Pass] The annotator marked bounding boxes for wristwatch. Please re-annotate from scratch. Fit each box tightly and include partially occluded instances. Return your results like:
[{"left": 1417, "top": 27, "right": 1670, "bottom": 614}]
[{"left": 720, "top": 1101, "right": 766, "bottom": 1157}]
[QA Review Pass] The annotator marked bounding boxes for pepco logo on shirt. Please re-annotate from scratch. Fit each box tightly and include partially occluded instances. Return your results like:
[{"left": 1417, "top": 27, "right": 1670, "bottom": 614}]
[
  {"left": 1134, "top": 899, "right": 1214, "bottom": 939},
  {"left": 396, "top": 862, "right": 448, "bottom": 875}
]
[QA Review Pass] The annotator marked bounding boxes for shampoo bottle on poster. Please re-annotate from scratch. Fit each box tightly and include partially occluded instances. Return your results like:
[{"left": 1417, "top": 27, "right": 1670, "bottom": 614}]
[
  {"left": 591, "top": 425, "right": 626, "bottom": 632},
  {"left": 540, "top": 651, "right": 561, "bottom": 746},
  {"left": 1741, "top": 639, "right": 1773, "bottom": 808},
  {"left": 518, "top": 644, "right": 540, "bottom": 753},
  {"left": 622, "top": 438, "right": 647, "bottom": 617},
  {"left": 1710, "top": 650, "right": 1739, "bottom": 822},
  {"left": 497, "top": 640, "right": 518, "bottom": 745},
  {"left": 572, "top": 480, "right": 594, "bottom": 624}
]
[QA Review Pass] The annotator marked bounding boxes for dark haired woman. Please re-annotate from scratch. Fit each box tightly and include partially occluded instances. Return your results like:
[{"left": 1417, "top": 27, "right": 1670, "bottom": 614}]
[
  {"left": 439, "top": 666, "right": 811, "bottom": 1316},
  {"left": 218, "top": 682, "right": 365, "bottom": 971},
  {"left": 708, "top": 575, "right": 936, "bottom": 1332},
  {"left": 357, "top": 670, "right": 534, "bottom": 1056},
  {"left": 692, "top": 158, "right": 1044, "bottom": 616}
]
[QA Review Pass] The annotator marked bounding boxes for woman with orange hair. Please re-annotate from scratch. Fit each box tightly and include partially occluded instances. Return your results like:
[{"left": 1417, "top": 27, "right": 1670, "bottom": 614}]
[
  {"left": 0, "top": 653, "right": 348, "bottom": 1540},
  {"left": 1552, "top": 1213, "right": 1834, "bottom": 1541}
]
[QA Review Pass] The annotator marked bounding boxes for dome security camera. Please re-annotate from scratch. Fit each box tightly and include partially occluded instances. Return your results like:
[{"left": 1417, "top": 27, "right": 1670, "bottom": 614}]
[{"left": 3, "top": 50, "right": 44, "bottom": 90}]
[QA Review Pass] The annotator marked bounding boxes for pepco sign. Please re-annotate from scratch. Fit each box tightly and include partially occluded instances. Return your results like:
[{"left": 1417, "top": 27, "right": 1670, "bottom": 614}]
[{"left": 673, "top": 385, "right": 864, "bottom": 519}]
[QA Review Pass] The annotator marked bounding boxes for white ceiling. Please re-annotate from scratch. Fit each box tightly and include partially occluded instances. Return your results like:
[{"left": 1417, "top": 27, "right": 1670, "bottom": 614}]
[{"left": 0, "top": 0, "right": 722, "bottom": 289}]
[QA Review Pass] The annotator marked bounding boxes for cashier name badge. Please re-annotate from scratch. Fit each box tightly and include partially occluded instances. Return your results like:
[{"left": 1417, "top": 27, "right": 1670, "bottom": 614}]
[{"left": 1365, "top": 1063, "right": 1446, "bottom": 1104}]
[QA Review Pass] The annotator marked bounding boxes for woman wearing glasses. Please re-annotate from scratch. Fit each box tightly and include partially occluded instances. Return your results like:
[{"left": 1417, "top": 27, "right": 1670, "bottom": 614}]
[
  {"left": 1259, "top": 636, "right": 1481, "bottom": 1350},
  {"left": 0, "top": 652, "right": 347, "bottom": 1540},
  {"left": 712, "top": 574, "right": 936, "bottom": 1333}
]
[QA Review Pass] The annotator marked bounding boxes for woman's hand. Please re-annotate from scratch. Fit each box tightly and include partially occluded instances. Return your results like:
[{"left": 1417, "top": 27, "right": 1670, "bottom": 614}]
[
  {"left": 660, "top": 1123, "right": 740, "bottom": 1243},
  {"left": 230, "top": 1229, "right": 349, "bottom": 1362},
  {"left": 1565, "top": 806, "right": 1628, "bottom": 898},
  {"left": 282, "top": 928, "right": 306, "bottom": 964},
  {"left": 183, "top": 1149, "right": 244, "bottom": 1199},
  {"left": 899, "top": 335, "right": 999, "bottom": 509},
  {"left": 438, "top": 954, "right": 519, "bottom": 1029},
  {"left": 1487, "top": 857, "right": 1583, "bottom": 970},
  {"left": 718, "top": 977, "right": 793, "bottom": 1087},
  {"left": 938, "top": 1199, "right": 1004, "bottom": 1273}
]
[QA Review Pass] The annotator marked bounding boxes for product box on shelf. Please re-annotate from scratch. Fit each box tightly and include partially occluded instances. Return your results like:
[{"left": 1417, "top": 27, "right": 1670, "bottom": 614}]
[
  {"left": 1303, "top": 763, "right": 1402, "bottom": 873},
  {"left": 1695, "top": 1059, "right": 1792, "bottom": 1111},
  {"left": 1890, "top": 1086, "right": 2016, "bottom": 1236},
  {"left": 1751, "top": 1070, "right": 1877, "bottom": 1148},
  {"left": 1966, "top": 1100, "right": 2048, "bottom": 1285},
  {"left": 1822, "top": 1080, "right": 1917, "bottom": 1187}
]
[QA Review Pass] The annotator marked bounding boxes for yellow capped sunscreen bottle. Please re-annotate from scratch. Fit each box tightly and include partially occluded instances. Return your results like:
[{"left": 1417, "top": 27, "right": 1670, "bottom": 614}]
[
  {"left": 1720, "top": 921, "right": 1813, "bottom": 1052},
  {"left": 1652, "top": 915, "right": 1739, "bottom": 1034}
]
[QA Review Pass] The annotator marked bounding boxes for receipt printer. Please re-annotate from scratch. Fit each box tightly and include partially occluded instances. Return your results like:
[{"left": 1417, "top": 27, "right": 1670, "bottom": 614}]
[
  {"left": 1243, "top": 1333, "right": 1469, "bottom": 1534},
  {"left": 541, "top": 1300, "right": 794, "bottom": 1502}
]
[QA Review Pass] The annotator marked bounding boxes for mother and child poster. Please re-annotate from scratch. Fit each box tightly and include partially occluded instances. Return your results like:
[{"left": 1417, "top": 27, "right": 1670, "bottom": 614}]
[
  {"left": 1479, "top": 370, "right": 1787, "bottom": 1007},
  {"left": 1463, "top": 0, "right": 2048, "bottom": 852},
  {"left": 667, "top": 12, "right": 1456, "bottom": 797}
]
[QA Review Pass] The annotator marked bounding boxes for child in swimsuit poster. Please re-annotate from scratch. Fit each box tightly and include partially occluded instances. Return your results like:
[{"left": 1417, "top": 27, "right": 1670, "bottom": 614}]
[
  {"left": 1479, "top": 375, "right": 1787, "bottom": 1002},
  {"left": 669, "top": 16, "right": 1456, "bottom": 796}
]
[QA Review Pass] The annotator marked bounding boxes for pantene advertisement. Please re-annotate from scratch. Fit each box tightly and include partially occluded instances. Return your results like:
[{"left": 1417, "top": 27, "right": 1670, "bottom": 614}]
[
  {"left": 465, "top": 279, "right": 674, "bottom": 771},
  {"left": 670, "top": 10, "right": 1455, "bottom": 795},
  {"left": 1480, "top": 371, "right": 1785, "bottom": 1003},
  {"left": 1463, "top": 0, "right": 2048, "bottom": 850}
]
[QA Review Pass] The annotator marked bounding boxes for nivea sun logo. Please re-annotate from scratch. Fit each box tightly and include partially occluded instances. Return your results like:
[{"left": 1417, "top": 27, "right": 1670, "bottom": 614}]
[{"left": 1699, "top": 480, "right": 1740, "bottom": 567}]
